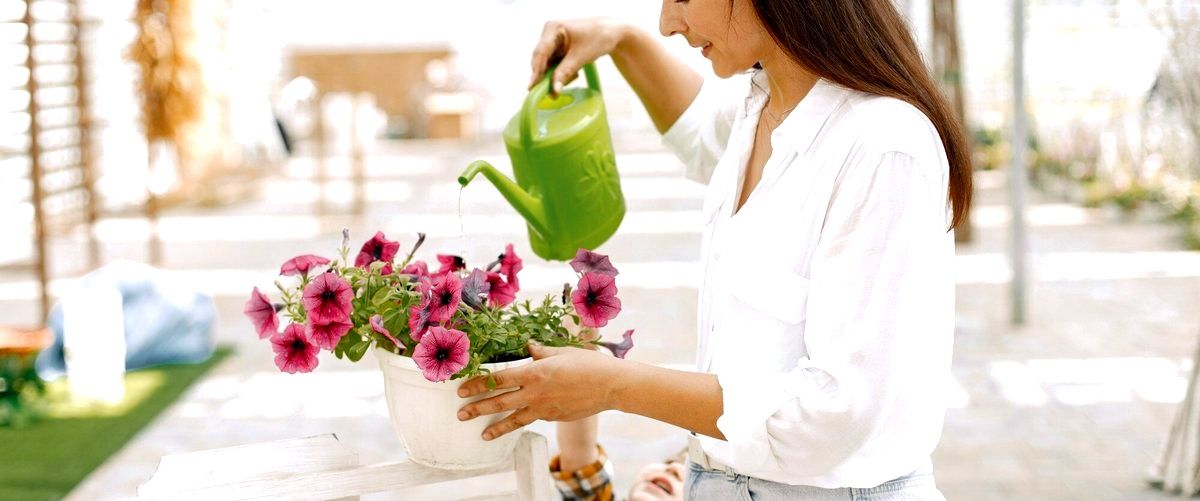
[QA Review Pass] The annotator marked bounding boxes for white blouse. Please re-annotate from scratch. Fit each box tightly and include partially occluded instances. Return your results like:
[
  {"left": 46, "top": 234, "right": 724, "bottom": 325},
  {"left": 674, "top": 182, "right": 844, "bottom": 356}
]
[{"left": 662, "top": 70, "right": 955, "bottom": 489}]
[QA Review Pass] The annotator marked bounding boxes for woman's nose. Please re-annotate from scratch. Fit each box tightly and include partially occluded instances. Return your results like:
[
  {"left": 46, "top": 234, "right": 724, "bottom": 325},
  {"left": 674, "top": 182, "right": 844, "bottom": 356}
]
[{"left": 659, "top": 0, "right": 686, "bottom": 37}]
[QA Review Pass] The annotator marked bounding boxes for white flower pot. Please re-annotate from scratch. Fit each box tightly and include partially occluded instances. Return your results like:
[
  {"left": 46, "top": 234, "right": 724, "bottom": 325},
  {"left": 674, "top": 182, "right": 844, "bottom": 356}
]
[{"left": 374, "top": 347, "right": 531, "bottom": 470}]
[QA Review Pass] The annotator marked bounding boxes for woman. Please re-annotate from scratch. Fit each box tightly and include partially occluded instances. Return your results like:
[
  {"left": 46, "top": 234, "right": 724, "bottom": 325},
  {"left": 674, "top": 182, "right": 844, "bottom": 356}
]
[{"left": 458, "top": 0, "right": 970, "bottom": 498}]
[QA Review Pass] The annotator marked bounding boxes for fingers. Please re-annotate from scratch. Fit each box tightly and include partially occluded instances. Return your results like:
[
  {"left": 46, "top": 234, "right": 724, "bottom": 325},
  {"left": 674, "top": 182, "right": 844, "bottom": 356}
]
[
  {"left": 458, "top": 387, "right": 526, "bottom": 421},
  {"left": 551, "top": 55, "right": 584, "bottom": 96},
  {"left": 481, "top": 406, "right": 538, "bottom": 441},
  {"left": 457, "top": 367, "right": 522, "bottom": 398},
  {"left": 530, "top": 22, "right": 568, "bottom": 89}
]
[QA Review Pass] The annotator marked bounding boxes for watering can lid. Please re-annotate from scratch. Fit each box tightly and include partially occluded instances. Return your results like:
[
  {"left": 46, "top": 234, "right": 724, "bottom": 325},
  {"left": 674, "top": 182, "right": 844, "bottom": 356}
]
[
  {"left": 504, "top": 89, "right": 605, "bottom": 148},
  {"left": 504, "top": 63, "right": 606, "bottom": 150}
]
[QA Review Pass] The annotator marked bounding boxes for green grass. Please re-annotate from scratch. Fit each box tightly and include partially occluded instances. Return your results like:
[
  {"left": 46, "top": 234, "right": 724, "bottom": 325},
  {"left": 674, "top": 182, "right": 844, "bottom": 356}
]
[{"left": 0, "top": 346, "right": 232, "bottom": 501}]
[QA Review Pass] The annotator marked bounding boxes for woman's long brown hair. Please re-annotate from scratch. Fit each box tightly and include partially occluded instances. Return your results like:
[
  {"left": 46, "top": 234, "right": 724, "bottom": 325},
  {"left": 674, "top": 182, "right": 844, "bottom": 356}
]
[{"left": 750, "top": 0, "right": 972, "bottom": 229}]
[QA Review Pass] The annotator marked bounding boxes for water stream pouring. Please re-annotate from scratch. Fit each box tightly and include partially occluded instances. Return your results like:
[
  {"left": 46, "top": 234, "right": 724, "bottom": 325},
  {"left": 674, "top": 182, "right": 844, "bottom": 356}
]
[{"left": 458, "top": 63, "right": 625, "bottom": 261}]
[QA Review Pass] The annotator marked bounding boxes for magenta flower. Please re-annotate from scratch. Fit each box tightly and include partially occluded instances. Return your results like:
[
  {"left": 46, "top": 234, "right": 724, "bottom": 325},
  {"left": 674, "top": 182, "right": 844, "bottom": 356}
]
[
  {"left": 599, "top": 329, "right": 636, "bottom": 359},
  {"left": 426, "top": 273, "right": 463, "bottom": 323},
  {"left": 412, "top": 326, "right": 470, "bottom": 382},
  {"left": 570, "top": 249, "right": 619, "bottom": 277},
  {"left": 355, "top": 231, "right": 400, "bottom": 274},
  {"left": 500, "top": 243, "right": 523, "bottom": 285},
  {"left": 309, "top": 318, "right": 352, "bottom": 350},
  {"left": 302, "top": 272, "right": 353, "bottom": 324},
  {"left": 572, "top": 272, "right": 622, "bottom": 328},
  {"left": 486, "top": 271, "right": 517, "bottom": 308},
  {"left": 280, "top": 254, "right": 331, "bottom": 277},
  {"left": 408, "top": 303, "right": 433, "bottom": 342},
  {"left": 271, "top": 323, "right": 320, "bottom": 373},
  {"left": 370, "top": 314, "right": 404, "bottom": 353},
  {"left": 401, "top": 260, "right": 430, "bottom": 278},
  {"left": 436, "top": 254, "right": 466, "bottom": 275},
  {"left": 460, "top": 268, "right": 490, "bottom": 310},
  {"left": 244, "top": 287, "right": 279, "bottom": 338}
]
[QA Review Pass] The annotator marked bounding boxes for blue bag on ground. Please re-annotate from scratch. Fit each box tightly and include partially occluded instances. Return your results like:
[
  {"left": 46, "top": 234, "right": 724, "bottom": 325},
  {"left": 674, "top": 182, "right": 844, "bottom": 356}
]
[{"left": 36, "top": 261, "right": 217, "bottom": 380}]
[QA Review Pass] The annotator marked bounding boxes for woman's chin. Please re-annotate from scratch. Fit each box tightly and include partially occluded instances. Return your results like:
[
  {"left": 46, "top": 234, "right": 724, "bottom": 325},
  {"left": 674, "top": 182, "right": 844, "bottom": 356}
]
[{"left": 709, "top": 59, "right": 754, "bottom": 79}]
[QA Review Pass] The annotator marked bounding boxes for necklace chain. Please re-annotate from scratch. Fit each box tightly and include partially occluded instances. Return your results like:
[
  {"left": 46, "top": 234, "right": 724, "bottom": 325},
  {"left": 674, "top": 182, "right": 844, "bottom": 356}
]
[{"left": 765, "top": 101, "right": 799, "bottom": 123}]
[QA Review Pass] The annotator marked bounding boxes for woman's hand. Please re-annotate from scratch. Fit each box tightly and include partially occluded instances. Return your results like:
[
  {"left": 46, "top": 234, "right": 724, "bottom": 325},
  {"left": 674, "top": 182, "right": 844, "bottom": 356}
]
[
  {"left": 529, "top": 18, "right": 631, "bottom": 94},
  {"left": 457, "top": 342, "right": 619, "bottom": 441}
]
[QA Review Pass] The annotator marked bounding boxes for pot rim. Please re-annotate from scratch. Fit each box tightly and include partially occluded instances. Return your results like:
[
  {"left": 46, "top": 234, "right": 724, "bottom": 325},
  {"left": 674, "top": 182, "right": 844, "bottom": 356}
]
[{"left": 372, "top": 346, "right": 532, "bottom": 372}]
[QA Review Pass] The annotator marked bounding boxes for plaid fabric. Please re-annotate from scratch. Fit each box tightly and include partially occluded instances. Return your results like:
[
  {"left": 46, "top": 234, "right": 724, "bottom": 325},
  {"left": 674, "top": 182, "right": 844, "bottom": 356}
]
[{"left": 548, "top": 444, "right": 614, "bottom": 501}]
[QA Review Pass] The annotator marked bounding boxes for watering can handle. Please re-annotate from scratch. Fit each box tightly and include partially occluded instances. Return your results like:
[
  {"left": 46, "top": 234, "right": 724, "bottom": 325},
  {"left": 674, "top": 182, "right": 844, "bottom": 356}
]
[{"left": 520, "top": 62, "right": 601, "bottom": 148}]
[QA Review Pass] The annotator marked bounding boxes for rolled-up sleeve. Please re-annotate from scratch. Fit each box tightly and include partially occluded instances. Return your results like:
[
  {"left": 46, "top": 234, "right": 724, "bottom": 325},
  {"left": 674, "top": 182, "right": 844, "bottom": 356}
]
[
  {"left": 661, "top": 75, "right": 747, "bottom": 185},
  {"left": 714, "top": 151, "right": 955, "bottom": 484}
]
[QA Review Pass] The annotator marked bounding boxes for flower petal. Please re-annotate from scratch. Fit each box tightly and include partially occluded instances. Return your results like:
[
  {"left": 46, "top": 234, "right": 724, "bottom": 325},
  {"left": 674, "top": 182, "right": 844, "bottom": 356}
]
[
  {"left": 436, "top": 254, "right": 466, "bottom": 275},
  {"left": 370, "top": 314, "right": 404, "bottom": 353},
  {"left": 308, "top": 318, "right": 352, "bottom": 350},
  {"left": 280, "top": 254, "right": 331, "bottom": 276},
  {"left": 600, "top": 329, "right": 635, "bottom": 359},
  {"left": 355, "top": 231, "right": 400, "bottom": 274},
  {"left": 302, "top": 273, "right": 354, "bottom": 325},
  {"left": 270, "top": 324, "right": 319, "bottom": 373},
  {"left": 570, "top": 249, "right": 619, "bottom": 277},
  {"left": 486, "top": 272, "right": 517, "bottom": 308},
  {"left": 461, "top": 268, "right": 491, "bottom": 310},
  {"left": 244, "top": 287, "right": 279, "bottom": 338},
  {"left": 427, "top": 273, "right": 463, "bottom": 323}
]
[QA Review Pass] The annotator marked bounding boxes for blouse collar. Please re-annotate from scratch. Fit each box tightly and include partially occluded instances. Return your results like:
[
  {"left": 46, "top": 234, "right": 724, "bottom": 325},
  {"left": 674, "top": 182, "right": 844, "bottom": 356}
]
[{"left": 742, "top": 69, "right": 852, "bottom": 156}]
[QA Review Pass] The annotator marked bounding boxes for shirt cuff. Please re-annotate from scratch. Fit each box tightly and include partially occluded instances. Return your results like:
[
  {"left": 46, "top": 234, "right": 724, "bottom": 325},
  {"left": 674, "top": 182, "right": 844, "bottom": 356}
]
[
  {"left": 715, "top": 366, "right": 794, "bottom": 474},
  {"left": 548, "top": 444, "right": 614, "bottom": 501}
]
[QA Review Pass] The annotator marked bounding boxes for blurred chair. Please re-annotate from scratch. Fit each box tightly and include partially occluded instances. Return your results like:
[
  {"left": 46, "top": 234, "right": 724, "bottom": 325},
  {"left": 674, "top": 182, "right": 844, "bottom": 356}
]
[
  {"left": 4, "top": 0, "right": 107, "bottom": 323},
  {"left": 288, "top": 47, "right": 459, "bottom": 215}
]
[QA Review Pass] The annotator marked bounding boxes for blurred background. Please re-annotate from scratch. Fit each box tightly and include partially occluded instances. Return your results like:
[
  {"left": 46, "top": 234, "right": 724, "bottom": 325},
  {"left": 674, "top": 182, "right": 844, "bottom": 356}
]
[{"left": 1, "top": 0, "right": 1199, "bottom": 499}]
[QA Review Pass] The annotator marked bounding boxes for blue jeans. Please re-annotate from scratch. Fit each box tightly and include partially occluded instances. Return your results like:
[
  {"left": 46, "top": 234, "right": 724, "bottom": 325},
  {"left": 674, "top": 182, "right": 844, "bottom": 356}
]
[{"left": 684, "top": 462, "right": 945, "bottom": 500}]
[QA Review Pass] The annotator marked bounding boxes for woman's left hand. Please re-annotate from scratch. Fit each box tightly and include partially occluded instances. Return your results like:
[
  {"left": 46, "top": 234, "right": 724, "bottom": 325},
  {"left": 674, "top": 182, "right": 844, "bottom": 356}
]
[{"left": 457, "top": 342, "right": 619, "bottom": 441}]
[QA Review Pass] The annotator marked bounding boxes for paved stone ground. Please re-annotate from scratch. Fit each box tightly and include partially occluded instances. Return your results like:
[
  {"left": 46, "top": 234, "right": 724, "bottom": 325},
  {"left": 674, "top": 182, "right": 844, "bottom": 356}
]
[{"left": 3, "top": 134, "right": 1199, "bottom": 500}]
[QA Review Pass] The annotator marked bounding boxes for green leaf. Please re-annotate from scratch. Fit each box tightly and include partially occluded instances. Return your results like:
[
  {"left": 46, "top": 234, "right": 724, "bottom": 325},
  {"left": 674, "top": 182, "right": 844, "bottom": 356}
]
[
  {"left": 347, "top": 339, "right": 371, "bottom": 362},
  {"left": 371, "top": 286, "right": 392, "bottom": 307}
]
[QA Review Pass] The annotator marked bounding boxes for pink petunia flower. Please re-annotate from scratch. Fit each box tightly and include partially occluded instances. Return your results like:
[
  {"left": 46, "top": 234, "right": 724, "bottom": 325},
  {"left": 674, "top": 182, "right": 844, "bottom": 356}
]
[
  {"left": 370, "top": 314, "right": 404, "bottom": 353},
  {"left": 244, "top": 287, "right": 279, "bottom": 338},
  {"left": 302, "top": 272, "right": 354, "bottom": 325},
  {"left": 280, "top": 254, "right": 331, "bottom": 277},
  {"left": 500, "top": 243, "right": 523, "bottom": 286},
  {"left": 570, "top": 249, "right": 619, "bottom": 277},
  {"left": 486, "top": 271, "right": 517, "bottom": 308},
  {"left": 435, "top": 254, "right": 466, "bottom": 276},
  {"left": 355, "top": 231, "right": 401, "bottom": 274},
  {"left": 599, "top": 329, "right": 636, "bottom": 359},
  {"left": 271, "top": 323, "right": 320, "bottom": 373},
  {"left": 412, "top": 326, "right": 470, "bottom": 382},
  {"left": 408, "top": 303, "right": 433, "bottom": 342},
  {"left": 572, "top": 272, "right": 622, "bottom": 328},
  {"left": 309, "top": 318, "right": 352, "bottom": 350},
  {"left": 401, "top": 260, "right": 430, "bottom": 279},
  {"left": 426, "top": 273, "right": 463, "bottom": 323}
]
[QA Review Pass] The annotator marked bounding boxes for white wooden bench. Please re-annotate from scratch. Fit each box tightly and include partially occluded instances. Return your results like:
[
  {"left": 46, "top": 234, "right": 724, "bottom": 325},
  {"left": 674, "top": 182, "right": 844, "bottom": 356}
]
[{"left": 131, "top": 431, "right": 553, "bottom": 500}]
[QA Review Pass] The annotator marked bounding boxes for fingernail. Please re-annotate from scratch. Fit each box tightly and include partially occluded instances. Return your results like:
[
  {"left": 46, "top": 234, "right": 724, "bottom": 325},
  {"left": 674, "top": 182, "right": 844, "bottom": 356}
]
[
  {"left": 552, "top": 81, "right": 562, "bottom": 95},
  {"left": 458, "top": 410, "right": 470, "bottom": 421},
  {"left": 482, "top": 432, "right": 494, "bottom": 441},
  {"left": 458, "top": 388, "right": 468, "bottom": 397}
]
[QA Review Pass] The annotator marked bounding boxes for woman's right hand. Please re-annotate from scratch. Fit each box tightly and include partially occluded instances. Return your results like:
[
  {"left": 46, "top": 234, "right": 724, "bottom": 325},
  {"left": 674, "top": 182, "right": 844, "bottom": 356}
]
[{"left": 529, "top": 18, "right": 631, "bottom": 95}]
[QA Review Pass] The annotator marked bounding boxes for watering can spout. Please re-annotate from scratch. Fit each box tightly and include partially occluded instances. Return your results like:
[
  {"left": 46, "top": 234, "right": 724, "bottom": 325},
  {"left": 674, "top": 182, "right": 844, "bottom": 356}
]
[{"left": 458, "top": 160, "right": 550, "bottom": 239}]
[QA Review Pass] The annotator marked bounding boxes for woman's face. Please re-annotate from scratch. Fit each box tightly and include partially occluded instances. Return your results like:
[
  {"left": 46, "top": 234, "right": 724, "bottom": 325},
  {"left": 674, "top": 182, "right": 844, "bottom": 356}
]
[{"left": 659, "top": 0, "right": 772, "bottom": 77}]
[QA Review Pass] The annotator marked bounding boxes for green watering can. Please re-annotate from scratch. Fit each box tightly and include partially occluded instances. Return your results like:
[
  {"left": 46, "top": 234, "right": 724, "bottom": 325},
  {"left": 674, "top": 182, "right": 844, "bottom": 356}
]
[{"left": 458, "top": 63, "right": 625, "bottom": 261}]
